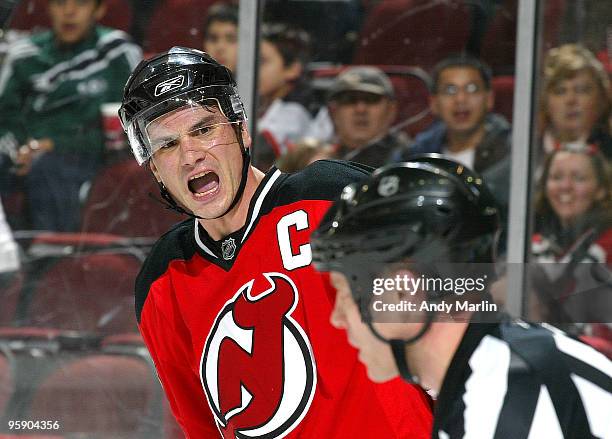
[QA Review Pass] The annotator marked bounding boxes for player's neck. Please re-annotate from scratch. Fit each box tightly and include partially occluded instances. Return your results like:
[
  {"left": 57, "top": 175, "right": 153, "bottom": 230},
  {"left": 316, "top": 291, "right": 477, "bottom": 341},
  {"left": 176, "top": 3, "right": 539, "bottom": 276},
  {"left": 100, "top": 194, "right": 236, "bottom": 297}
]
[
  {"left": 407, "top": 321, "right": 468, "bottom": 394},
  {"left": 199, "top": 166, "right": 265, "bottom": 240}
]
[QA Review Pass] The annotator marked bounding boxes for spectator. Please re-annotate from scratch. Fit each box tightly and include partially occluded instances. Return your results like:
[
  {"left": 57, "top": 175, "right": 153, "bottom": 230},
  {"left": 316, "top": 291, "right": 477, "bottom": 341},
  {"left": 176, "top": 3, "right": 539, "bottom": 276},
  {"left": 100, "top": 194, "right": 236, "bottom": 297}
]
[
  {"left": 531, "top": 146, "right": 612, "bottom": 325},
  {"left": 328, "top": 66, "right": 409, "bottom": 168},
  {"left": 311, "top": 158, "right": 612, "bottom": 438},
  {"left": 202, "top": 2, "right": 238, "bottom": 74},
  {"left": 400, "top": 54, "right": 511, "bottom": 178},
  {"left": 401, "top": 55, "right": 512, "bottom": 253},
  {"left": 255, "top": 23, "right": 317, "bottom": 169},
  {"left": 0, "top": 0, "right": 142, "bottom": 232},
  {"left": 539, "top": 44, "right": 611, "bottom": 160},
  {"left": 275, "top": 138, "right": 334, "bottom": 173}
]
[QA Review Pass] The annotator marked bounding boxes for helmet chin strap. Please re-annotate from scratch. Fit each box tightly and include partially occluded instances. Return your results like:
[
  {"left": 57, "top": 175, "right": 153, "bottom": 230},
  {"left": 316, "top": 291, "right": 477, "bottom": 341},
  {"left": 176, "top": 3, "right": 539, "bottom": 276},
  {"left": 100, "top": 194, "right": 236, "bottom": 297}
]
[
  {"left": 153, "top": 122, "right": 251, "bottom": 221},
  {"left": 366, "top": 310, "right": 435, "bottom": 385}
]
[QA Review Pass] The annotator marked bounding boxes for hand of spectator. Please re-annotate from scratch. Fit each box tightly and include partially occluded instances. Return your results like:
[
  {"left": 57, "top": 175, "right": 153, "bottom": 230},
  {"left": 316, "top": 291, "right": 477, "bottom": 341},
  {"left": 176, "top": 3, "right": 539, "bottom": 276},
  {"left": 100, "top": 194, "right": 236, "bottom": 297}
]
[{"left": 13, "top": 138, "right": 54, "bottom": 176}]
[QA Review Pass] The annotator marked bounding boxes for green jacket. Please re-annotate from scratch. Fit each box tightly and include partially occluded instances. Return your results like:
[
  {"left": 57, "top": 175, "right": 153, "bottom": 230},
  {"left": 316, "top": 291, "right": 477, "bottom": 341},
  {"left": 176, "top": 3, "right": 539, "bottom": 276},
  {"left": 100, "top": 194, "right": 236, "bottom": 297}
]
[{"left": 0, "top": 26, "right": 141, "bottom": 157}]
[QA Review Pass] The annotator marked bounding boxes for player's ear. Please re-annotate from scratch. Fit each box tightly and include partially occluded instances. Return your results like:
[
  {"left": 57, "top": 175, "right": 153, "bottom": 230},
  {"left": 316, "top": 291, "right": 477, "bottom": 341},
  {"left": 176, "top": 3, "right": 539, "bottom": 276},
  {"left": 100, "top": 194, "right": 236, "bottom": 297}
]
[
  {"left": 240, "top": 122, "right": 252, "bottom": 150},
  {"left": 149, "top": 159, "right": 161, "bottom": 182}
]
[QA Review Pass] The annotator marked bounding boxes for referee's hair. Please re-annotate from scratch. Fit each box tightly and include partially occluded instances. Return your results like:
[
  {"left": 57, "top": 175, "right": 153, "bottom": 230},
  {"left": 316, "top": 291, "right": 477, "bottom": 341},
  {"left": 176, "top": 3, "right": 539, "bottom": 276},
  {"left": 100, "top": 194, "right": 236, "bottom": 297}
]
[{"left": 430, "top": 53, "right": 492, "bottom": 93}]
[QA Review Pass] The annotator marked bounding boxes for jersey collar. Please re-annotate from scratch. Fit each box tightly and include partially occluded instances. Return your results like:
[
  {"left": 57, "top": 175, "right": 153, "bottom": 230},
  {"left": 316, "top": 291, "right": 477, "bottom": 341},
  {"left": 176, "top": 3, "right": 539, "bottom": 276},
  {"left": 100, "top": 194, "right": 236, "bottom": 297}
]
[{"left": 193, "top": 167, "right": 283, "bottom": 268}]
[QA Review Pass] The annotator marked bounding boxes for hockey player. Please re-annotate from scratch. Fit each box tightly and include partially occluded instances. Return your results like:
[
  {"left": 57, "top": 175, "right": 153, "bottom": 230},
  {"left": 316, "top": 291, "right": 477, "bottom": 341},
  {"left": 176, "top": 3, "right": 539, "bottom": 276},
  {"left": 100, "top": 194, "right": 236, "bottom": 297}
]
[
  {"left": 311, "top": 156, "right": 612, "bottom": 438},
  {"left": 119, "top": 47, "right": 433, "bottom": 438}
]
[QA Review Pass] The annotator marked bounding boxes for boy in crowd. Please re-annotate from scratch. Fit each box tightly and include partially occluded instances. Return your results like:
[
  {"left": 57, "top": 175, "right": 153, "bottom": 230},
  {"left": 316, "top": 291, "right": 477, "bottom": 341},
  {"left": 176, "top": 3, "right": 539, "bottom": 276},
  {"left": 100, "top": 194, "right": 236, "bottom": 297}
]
[
  {"left": 0, "top": 0, "right": 141, "bottom": 231},
  {"left": 203, "top": 2, "right": 238, "bottom": 74}
]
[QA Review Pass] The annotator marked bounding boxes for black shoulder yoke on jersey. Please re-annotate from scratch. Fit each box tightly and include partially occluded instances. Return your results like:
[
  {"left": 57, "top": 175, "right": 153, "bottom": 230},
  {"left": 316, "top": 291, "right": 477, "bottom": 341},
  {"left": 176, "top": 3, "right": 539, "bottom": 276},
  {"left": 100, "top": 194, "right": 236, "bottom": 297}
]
[{"left": 134, "top": 160, "right": 371, "bottom": 323}]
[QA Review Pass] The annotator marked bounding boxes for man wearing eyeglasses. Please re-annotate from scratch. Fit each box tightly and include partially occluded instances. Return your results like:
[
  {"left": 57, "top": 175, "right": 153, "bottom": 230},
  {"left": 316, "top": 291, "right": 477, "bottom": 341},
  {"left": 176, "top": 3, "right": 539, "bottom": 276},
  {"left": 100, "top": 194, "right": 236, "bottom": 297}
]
[
  {"left": 327, "top": 66, "right": 410, "bottom": 168},
  {"left": 400, "top": 54, "right": 510, "bottom": 178},
  {"left": 400, "top": 54, "right": 512, "bottom": 254}
]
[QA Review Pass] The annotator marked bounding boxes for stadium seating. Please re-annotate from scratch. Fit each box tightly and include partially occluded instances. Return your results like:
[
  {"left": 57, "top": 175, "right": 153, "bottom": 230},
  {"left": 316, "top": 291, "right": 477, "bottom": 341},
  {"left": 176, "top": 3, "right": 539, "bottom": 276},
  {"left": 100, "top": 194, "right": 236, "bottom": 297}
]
[
  {"left": 353, "top": 0, "right": 472, "bottom": 70},
  {"left": 0, "top": 350, "right": 13, "bottom": 415},
  {"left": 480, "top": 0, "right": 566, "bottom": 75},
  {"left": 0, "top": 271, "right": 22, "bottom": 327},
  {"left": 491, "top": 75, "right": 515, "bottom": 123},
  {"left": 23, "top": 252, "right": 141, "bottom": 334},
  {"left": 143, "top": 0, "right": 219, "bottom": 53},
  {"left": 80, "top": 158, "right": 182, "bottom": 238},
  {"left": 28, "top": 354, "right": 156, "bottom": 436}
]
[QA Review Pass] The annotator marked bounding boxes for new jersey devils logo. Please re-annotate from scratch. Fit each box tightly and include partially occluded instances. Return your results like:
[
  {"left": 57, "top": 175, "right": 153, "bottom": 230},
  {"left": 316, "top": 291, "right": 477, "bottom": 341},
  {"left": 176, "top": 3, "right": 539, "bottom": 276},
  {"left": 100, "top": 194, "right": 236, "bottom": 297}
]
[{"left": 201, "top": 273, "right": 316, "bottom": 439}]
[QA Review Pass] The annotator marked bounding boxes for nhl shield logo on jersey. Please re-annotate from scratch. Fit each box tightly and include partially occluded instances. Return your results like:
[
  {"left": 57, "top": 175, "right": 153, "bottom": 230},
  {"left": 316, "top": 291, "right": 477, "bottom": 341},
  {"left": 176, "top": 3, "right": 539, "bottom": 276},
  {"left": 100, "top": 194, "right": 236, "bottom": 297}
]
[
  {"left": 201, "top": 273, "right": 316, "bottom": 438},
  {"left": 221, "top": 238, "right": 237, "bottom": 260}
]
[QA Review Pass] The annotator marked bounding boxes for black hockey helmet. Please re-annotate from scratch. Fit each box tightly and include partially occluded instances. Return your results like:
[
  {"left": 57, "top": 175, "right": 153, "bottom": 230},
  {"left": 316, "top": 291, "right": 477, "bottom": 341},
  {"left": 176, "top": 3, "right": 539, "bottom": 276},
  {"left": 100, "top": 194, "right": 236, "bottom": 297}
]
[
  {"left": 312, "top": 156, "right": 500, "bottom": 383},
  {"left": 311, "top": 155, "right": 500, "bottom": 312},
  {"left": 119, "top": 46, "right": 246, "bottom": 165}
]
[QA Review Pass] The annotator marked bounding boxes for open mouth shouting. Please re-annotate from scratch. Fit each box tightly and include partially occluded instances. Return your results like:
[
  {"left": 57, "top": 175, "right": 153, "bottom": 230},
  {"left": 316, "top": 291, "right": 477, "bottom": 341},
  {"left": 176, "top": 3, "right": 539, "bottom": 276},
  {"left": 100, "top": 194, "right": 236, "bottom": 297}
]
[{"left": 188, "top": 171, "right": 220, "bottom": 199}]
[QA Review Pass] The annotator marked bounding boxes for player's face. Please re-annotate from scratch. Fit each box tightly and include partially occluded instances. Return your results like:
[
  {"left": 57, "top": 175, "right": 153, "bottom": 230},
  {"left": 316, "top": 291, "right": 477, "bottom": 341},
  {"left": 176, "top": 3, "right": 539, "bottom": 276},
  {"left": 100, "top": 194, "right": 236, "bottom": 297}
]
[
  {"left": 258, "top": 41, "right": 301, "bottom": 100},
  {"left": 204, "top": 21, "right": 238, "bottom": 73},
  {"left": 330, "top": 92, "right": 397, "bottom": 149},
  {"left": 545, "top": 151, "right": 604, "bottom": 227},
  {"left": 48, "top": 0, "right": 105, "bottom": 45},
  {"left": 329, "top": 272, "right": 399, "bottom": 383},
  {"left": 431, "top": 67, "right": 493, "bottom": 137},
  {"left": 147, "top": 104, "right": 250, "bottom": 219},
  {"left": 546, "top": 71, "right": 602, "bottom": 141}
]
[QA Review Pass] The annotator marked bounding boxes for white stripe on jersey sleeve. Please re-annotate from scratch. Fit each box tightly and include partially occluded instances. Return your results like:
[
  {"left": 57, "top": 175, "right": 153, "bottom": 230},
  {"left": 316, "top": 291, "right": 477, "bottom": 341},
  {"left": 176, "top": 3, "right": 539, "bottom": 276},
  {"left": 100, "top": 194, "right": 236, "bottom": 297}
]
[
  {"left": 552, "top": 331, "right": 612, "bottom": 377},
  {"left": 463, "top": 335, "right": 511, "bottom": 438},
  {"left": 572, "top": 375, "right": 612, "bottom": 438},
  {"left": 527, "top": 386, "right": 563, "bottom": 439}
]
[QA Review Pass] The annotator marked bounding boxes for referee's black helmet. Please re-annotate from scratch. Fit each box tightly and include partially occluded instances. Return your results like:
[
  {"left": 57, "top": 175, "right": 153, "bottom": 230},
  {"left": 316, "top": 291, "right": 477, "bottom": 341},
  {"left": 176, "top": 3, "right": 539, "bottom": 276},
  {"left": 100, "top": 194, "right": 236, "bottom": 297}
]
[{"left": 311, "top": 155, "right": 500, "bottom": 311}]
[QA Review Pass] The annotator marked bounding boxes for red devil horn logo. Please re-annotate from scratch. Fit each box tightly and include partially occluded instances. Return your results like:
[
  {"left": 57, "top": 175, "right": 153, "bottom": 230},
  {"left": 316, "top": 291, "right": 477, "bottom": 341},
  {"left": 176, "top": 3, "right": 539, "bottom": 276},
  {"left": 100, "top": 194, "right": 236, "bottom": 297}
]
[{"left": 202, "top": 273, "right": 316, "bottom": 438}]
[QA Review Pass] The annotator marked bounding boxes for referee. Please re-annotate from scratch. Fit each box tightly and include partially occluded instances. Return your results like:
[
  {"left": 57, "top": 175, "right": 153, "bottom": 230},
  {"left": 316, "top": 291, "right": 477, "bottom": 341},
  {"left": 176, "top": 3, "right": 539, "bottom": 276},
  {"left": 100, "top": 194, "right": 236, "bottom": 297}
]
[{"left": 311, "top": 155, "right": 612, "bottom": 438}]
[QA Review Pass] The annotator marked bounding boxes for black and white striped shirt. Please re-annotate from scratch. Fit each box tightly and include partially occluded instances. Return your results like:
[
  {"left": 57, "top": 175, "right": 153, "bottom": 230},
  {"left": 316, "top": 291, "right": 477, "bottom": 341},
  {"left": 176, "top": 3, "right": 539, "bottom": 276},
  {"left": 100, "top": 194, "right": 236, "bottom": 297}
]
[{"left": 434, "top": 319, "right": 612, "bottom": 438}]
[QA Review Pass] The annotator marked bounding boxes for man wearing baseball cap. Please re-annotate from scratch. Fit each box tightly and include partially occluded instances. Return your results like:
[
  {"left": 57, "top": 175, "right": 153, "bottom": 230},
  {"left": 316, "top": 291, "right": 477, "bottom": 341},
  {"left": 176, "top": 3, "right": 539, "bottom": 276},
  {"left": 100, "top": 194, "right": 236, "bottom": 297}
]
[{"left": 327, "top": 66, "right": 409, "bottom": 167}]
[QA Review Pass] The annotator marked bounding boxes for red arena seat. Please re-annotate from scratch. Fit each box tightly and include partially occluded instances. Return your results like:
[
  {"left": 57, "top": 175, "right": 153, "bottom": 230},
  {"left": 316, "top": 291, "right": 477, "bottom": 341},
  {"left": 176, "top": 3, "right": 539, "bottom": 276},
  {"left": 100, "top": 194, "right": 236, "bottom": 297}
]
[
  {"left": 480, "top": 0, "right": 566, "bottom": 75},
  {"left": 28, "top": 354, "right": 157, "bottom": 436},
  {"left": 353, "top": 0, "right": 472, "bottom": 70},
  {"left": 0, "top": 271, "right": 23, "bottom": 327},
  {"left": 0, "top": 351, "right": 14, "bottom": 415},
  {"left": 491, "top": 75, "right": 515, "bottom": 123},
  {"left": 80, "top": 159, "right": 182, "bottom": 238},
  {"left": 24, "top": 253, "right": 141, "bottom": 335},
  {"left": 143, "top": 0, "right": 219, "bottom": 53}
]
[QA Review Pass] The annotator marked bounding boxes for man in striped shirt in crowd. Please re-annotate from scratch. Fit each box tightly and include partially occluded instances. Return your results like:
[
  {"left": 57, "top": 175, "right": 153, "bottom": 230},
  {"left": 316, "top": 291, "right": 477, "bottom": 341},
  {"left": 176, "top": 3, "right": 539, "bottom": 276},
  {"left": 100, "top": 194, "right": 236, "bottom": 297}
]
[{"left": 312, "top": 155, "right": 612, "bottom": 438}]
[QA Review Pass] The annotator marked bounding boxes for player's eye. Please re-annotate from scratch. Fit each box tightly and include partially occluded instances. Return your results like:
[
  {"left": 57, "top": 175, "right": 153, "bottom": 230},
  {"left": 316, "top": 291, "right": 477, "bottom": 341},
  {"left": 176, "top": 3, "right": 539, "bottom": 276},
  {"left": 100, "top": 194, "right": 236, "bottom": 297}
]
[
  {"left": 156, "top": 138, "right": 179, "bottom": 150},
  {"left": 191, "top": 126, "right": 214, "bottom": 137}
]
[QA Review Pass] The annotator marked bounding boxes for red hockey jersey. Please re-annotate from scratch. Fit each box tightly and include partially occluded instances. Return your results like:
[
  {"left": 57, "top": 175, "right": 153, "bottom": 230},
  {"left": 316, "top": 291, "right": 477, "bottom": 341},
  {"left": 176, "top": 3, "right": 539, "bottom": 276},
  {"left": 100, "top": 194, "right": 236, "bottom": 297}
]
[{"left": 136, "top": 160, "right": 433, "bottom": 438}]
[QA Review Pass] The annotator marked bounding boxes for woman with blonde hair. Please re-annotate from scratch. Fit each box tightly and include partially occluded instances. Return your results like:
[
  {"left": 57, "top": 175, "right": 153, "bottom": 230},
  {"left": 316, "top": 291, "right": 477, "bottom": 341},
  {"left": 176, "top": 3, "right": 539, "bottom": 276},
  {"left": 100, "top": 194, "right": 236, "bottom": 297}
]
[{"left": 539, "top": 44, "right": 611, "bottom": 159}]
